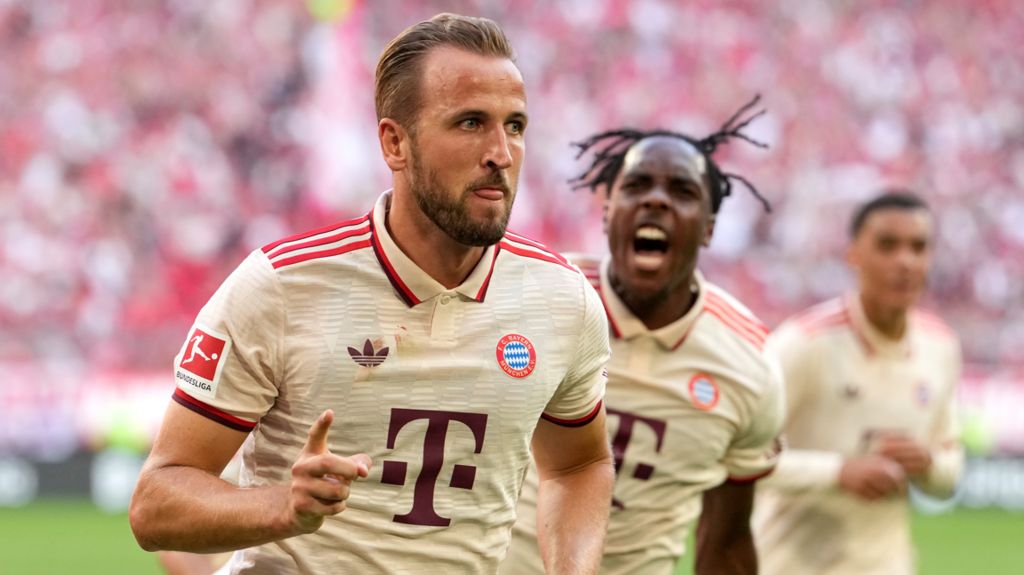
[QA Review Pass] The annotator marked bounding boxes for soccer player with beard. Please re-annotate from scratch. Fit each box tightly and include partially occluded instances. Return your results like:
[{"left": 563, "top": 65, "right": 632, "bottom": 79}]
[
  {"left": 753, "top": 192, "right": 963, "bottom": 575},
  {"left": 130, "top": 14, "right": 614, "bottom": 574},
  {"left": 501, "top": 97, "right": 784, "bottom": 575}
]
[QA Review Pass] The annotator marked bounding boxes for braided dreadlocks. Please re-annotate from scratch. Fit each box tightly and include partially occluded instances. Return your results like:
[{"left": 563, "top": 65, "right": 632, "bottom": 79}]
[{"left": 569, "top": 95, "right": 771, "bottom": 213}]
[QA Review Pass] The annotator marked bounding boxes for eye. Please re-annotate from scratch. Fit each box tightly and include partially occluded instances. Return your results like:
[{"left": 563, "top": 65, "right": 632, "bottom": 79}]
[
  {"left": 876, "top": 238, "right": 898, "bottom": 253},
  {"left": 460, "top": 118, "right": 481, "bottom": 130},
  {"left": 671, "top": 183, "right": 701, "bottom": 198},
  {"left": 507, "top": 121, "right": 524, "bottom": 135}
]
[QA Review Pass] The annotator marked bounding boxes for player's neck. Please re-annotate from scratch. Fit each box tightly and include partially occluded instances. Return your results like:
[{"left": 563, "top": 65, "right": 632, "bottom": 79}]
[
  {"left": 858, "top": 293, "right": 909, "bottom": 340},
  {"left": 613, "top": 272, "right": 698, "bottom": 331},
  {"left": 386, "top": 193, "right": 486, "bottom": 289}
]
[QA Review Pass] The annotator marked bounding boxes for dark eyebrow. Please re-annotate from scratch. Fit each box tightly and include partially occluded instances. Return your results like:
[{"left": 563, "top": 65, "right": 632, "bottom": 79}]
[
  {"left": 451, "top": 109, "right": 488, "bottom": 121},
  {"left": 506, "top": 111, "right": 528, "bottom": 125},
  {"left": 669, "top": 174, "right": 702, "bottom": 187}
]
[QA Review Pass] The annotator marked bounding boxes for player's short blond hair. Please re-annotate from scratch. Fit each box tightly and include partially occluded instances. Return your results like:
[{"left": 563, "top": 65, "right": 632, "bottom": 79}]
[{"left": 374, "top": 13, "right": 516, "bottom": 132}]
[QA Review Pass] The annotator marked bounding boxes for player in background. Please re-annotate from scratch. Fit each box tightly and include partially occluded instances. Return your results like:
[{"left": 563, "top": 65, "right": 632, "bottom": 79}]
[
  {"left": 130, "top": 13, "right": 614, "bottom": 574},
  {"left": 753, "top": 192, "right": 964, "bottom": 575},
  {"left": 501, "top": 97, "right": 784, "bottom": 575}
]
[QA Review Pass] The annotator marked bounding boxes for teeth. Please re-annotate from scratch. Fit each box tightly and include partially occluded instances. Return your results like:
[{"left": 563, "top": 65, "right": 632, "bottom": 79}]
[
  {"left": 635, "top": 226, "right": 667, "bottom": 241},
  {"left": 634, "top": 253, "right": 665, "bottom": 270}
]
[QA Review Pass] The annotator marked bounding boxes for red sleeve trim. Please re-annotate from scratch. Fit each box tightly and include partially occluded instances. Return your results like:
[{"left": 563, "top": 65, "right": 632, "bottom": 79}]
[
  {"left": 261, "top": 213, "right": 370, "bottom": 254},
  {"left": 271, "top": 239, "right": 373, "bottom": 270},
  {"left": 726, "top": 466, "right": 776, "bottom": 484},
  {"left": 172, "top": 389, "right": 257, "bottom": 432},
  {"left": 703, "top": 303, "right": 767, "bottom": 349},
  {"left": 541, "top": 400, "right": 603, "bottom": 428},
  {"left": 799, "top": 312, "right": 850, "bottom": 335},
  {"left": 503, "top": 231, "right": 570, "bottom": 265},
  {"left": 265, "top": 222, "right": 371, "bottom": 260},
  {"left": 499, "top": 240, "right": 578, "bottom": 272},
  {"left": 705, "top": 292, "right": 769, "bottom": 336}
]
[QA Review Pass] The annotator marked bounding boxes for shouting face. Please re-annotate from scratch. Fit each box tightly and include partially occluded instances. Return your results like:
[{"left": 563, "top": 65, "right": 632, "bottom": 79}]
[{"left": 604, "top": 137, "right": 715, "bottom": 322}]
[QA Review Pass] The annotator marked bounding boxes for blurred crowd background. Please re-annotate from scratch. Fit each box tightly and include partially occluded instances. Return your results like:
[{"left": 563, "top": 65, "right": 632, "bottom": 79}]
[{"left": 1, "top": 0, "right": 1023, "bottom": 468}]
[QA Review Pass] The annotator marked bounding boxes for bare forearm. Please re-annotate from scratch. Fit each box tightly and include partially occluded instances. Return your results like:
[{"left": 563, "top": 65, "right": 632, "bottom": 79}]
[
  {"left": 695, "top": 525, "right": 756, "bottom": 575},
  {"left": 696, "top": 480, "right": 757, "bottom": 575},
  {"left": 130, "top": 465, "right": 294, "bottom": 553},
  {"left": 535, "top": 458, "right": 614, "bottom": 575}
]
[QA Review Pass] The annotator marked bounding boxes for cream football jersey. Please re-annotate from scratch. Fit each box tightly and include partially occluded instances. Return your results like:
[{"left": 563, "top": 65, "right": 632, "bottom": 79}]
[
  {"left": 172, "top": 191, "right": 610, "bottom": 574},
  {"left": 500, "top": 257, "right": 784, "bottom": 575},
  {"left": 753, "top": 295, "right": 963, "bottom": 575}
]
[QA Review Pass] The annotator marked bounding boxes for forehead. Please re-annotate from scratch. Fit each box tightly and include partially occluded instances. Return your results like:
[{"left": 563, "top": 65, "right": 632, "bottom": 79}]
[
  {"left": 418, "top": 46, "right": 525, "bottom": 115},
  {"left": 620, "top": 137, "right": 706, "bottom": 182},
  {"left": 859, "top": 207, "right": 933, "bottom": 239}
]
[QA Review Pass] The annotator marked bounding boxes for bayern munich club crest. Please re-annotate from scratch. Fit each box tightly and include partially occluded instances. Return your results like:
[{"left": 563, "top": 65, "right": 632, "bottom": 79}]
[
  {"left": 496, "top": 334, "right": 537, "bottom": 379},
  {"left": 688, "top": 373, "right": 720, "bottom": 410}
]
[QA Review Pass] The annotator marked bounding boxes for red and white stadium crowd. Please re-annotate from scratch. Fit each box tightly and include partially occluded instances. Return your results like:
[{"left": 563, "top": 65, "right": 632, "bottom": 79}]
[{"left": 2, "top": 0, "right": 1021, "bottom": 379}]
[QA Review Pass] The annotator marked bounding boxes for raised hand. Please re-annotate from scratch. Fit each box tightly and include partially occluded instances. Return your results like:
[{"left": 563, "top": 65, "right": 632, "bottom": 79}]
[
  {"left": 874, "top": 434, "right": 933, "bottom": 477},
  {"left": 286, "top": 409, "right": 372, "bottom": 534},
  {"left": 838, "top": 455, "right": 906, "bottom": 501}
]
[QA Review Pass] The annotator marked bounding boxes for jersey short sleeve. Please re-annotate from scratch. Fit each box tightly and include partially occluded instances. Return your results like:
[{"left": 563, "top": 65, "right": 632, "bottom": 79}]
[
  {"left": 541, "top": 279, "right": 610, "bottom": 426},
  {"left": 172, "top": 249, "right": 283, "bottom": 430},
  {"left": 722, "top": 357, "right": 786, "bottom": 481},
  {"left": 765, "top": 320, "right": 818, "bottom": 415}
]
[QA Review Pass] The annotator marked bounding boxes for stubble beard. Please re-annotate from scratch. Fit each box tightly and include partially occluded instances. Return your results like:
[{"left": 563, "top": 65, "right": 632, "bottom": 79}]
[{"left": 409, "top": 153, "right": 514, "bottom": 247}]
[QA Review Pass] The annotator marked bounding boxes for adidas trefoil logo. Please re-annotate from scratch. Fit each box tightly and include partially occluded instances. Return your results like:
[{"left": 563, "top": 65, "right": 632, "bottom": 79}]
[{"left": 348, "top": 339, "right": 389, "bottom": 368}]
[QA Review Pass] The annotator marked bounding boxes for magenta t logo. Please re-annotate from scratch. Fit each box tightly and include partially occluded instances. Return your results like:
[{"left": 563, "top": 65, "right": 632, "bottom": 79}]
[
  {"left": 606, "top": 407, "right": 667, "bottom": 510},
  {"left": 380, "top": 408, "right": 488, "bottom": 526}
]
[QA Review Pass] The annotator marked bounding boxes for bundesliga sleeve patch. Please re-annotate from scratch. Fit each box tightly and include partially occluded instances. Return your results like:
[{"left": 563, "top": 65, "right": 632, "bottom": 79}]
[
  {"left": 496, "top": 334, "right": 537, "bottom": 379},
  {"left": 175, "top": 325, "right": 232, "bottom": 399}
]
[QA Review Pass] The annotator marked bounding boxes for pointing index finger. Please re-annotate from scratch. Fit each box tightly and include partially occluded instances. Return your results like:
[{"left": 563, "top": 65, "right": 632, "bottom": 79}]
[{"left": 304, "top": 409, "right": 334, "bottom": 455}]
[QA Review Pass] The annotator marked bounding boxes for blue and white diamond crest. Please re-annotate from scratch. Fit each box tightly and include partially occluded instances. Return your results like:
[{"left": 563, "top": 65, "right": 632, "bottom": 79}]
[{"left": 503, "top": 341, "right": 531, "bottom": 370}]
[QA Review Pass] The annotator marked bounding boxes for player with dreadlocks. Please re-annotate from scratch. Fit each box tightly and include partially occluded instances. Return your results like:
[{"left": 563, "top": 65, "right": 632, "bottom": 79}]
[{"left": 500, "top": 96, "right": 784, "bottom": 575}]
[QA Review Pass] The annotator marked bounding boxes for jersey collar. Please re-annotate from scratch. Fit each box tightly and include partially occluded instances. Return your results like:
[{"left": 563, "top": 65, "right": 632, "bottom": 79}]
[
  {"left": 369, "top": 191, "right": 499, "bottom": 307},
  {"left": 598, "top": 256, "right": 705, "bottom": 350},
  {"left": 845, "top": 293, "right": 912, "bottom": 357}
]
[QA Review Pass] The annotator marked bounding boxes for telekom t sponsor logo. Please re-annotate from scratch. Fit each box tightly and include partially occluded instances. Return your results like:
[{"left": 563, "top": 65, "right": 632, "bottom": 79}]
[
  {"left": 380, "top": 408, "right": 488, "bottom": 526},
  {"left": 607, "top": 407, "right": 667, "bottom": 510}
]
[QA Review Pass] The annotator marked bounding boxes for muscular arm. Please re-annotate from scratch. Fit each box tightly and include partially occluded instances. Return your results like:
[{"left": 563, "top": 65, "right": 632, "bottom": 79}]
[
  {"left": 531, "top": 410, "right": 615, "bottom": 575},
  {"left": 130, "top": 403, "right": 369, "bottom": 553},
  {"left": 695, "top": 480, "right": 757, "bottom": 575}
]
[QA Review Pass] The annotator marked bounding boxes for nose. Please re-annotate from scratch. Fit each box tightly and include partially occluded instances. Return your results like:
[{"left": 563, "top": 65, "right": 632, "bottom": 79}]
[
  {"left": 482, "top": 126, "right": 513, "bottom": 171},
  {"left": 895, "top": 245, "right": 918, "bottom": 270},
  {"left": 640, "top": 186, "right": 671, "bottom": 211}
]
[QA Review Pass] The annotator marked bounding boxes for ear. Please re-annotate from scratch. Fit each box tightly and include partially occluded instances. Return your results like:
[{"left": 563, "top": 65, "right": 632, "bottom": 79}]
[
  {"left": 701, "top": 213, "right": 717, "bottom": 247},
  {"left": 379, "top": 118, "right": 410, "bottom": 171}
]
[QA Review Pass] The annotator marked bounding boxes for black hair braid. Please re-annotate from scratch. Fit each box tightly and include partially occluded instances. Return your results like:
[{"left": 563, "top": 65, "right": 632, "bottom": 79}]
[{"left": 570, "top": 95, "right": 771, "bottom": 213}]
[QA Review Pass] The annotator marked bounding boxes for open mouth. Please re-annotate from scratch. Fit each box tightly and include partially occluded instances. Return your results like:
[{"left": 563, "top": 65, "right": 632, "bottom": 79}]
[{"left": 632, "top": 225, "right": 669, "bottom": 270}]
